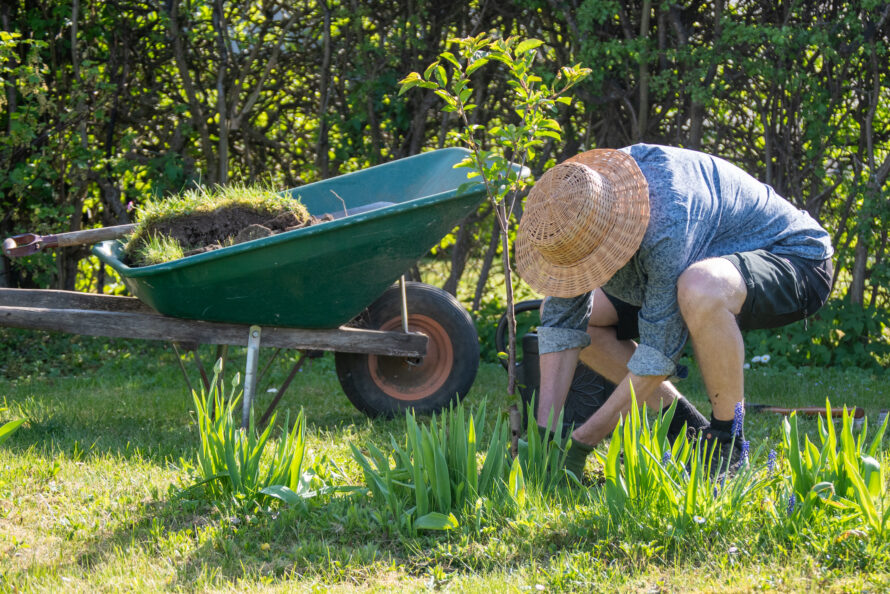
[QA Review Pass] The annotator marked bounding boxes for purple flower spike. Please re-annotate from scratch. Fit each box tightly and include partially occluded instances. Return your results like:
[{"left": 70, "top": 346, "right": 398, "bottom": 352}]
[
  {"left": 732, "top": 402, "right": 745, "bottom": 437},
  {"left": 787, "top": 494, "right": 797, "bottom": 515},
  {"left": 767, "top": 450, "right": 777, "bottom": 473},
  {"left": 662, "top": 450, "right": 671, "bottom": 465},
  {"left": 741, "top": 440, "right": 750, "bottom": 464}
]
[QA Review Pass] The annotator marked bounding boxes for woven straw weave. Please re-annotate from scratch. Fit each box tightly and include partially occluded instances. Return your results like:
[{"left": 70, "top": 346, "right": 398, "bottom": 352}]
[{"left": 516, "top": 149, "right": 649, "bottom": 297}]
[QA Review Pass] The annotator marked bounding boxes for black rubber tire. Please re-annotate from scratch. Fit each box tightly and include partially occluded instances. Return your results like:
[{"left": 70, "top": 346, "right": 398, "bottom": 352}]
[{"left": 335, "top": 282, "right": 480, "bottom": 418}]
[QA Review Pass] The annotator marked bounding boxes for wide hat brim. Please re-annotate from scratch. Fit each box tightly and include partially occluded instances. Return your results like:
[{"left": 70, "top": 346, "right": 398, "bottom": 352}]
[{"left": 516, "top": 149, "right": 650, "bottom": 298}]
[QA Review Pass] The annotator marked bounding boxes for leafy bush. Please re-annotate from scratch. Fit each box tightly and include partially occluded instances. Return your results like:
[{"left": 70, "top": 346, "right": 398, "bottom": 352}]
[
  {"left": 744, "top": 298, "right": 890, "bottom": 371},
  {"left": 516, "top": 405, "right": 575, "bottom": 489},
  {"left": 350, "top": 400, "right": 520, "bottom": 535},
  {"left": 594, "top": 395, "right": 767, "bottom": 534},
  {"left": 181, "top": 367, "right": 334, "bottom": 508},
  {"left": 782, "top": 403, "right": 889, "bottom": 535},
  {"left": 594, "top": 390, "right": 889, "bottom": 556}
]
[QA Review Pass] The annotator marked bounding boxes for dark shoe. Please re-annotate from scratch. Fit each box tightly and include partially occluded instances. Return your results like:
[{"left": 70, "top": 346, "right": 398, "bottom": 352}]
[
  {"left": 668, "top": 424, "right": 704, "bottom": 449},
  {"left": 664, "top": 398, "right": 709, "bottom": 447},
  {"left": 535, "top": 425, "right": 592, "bottom": 481},
  {"left": 700, "top": 427, "right": 744, "bottom": 477},
  {"left": 563, "top": 438, "right": 594, "bottom": 479}
]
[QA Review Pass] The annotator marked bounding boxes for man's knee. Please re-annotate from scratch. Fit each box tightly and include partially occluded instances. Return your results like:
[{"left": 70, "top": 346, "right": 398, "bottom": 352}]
[
  {"left": 587, "top": 289, "right": 620, "bottom": 328},
  {"left": 677, "top": 258, "right": 746, "bottom": 324}
]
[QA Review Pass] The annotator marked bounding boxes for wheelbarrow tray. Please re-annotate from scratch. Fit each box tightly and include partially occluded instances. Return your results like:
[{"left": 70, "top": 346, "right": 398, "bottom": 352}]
[{"left": 94, "top": 148, "right": 489, "bottom": 329}]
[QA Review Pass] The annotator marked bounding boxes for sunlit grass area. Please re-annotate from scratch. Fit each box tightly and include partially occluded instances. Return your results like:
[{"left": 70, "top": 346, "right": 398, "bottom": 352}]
[{"left": 1, "top": 326, "right": 888, "bottom": 592}]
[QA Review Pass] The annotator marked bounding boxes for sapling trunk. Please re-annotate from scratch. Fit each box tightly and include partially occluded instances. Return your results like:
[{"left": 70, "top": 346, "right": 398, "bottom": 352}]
[
  {"left": 496, "top": 200, "right": 518, "bottom": 395},
  {"left": 398, "top": 34, "right": 590, "bottom": 414}
]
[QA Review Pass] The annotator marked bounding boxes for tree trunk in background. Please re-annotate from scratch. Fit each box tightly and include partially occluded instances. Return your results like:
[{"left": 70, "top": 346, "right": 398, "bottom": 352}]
[
  {"left": 316, "top": 0, "right": 332, "bottom": 178},
  {"left": 0, "top": 0, "right": 887, "bottom": 307},
  {"left": 636, "top": 0, "right": 652, "bottom": 141},
  {"left": 849, "top": 238, "right": 867, "bottom": 306},
  {"left": 442, "top": 222, "right": 472, "bottom": 297},
  {"left": 213, "top": 0, "right": 229, "bottom": 185}
]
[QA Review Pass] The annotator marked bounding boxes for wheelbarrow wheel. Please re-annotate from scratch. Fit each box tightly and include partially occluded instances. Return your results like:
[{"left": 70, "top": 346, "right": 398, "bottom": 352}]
[{"left": 335, "top": 282, "right": 479, "bottom": 417}]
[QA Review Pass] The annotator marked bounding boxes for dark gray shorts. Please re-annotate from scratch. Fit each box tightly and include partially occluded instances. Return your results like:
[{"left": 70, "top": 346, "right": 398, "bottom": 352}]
[{"left": 606, "top": 250, "right": 834, "bottom": 340}]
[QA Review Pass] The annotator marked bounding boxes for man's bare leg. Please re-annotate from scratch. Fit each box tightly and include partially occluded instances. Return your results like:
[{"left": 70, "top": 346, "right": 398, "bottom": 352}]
[
  {"left": 677, "top": 258, "right": 748, "bottom": 421},
  {"left": 537, "top": 348, "right": 582, "bottom": 432}
]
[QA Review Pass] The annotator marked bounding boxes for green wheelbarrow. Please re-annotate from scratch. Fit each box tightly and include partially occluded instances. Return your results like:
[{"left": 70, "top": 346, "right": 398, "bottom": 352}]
[{"left": 83, "top": 148, "right": 527, "bottom": 418}]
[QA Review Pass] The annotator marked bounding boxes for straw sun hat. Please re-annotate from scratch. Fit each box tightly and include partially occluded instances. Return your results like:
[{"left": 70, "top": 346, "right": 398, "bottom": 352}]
[{"left": 516, "top": 149, "right": 650, "bottom": 298}]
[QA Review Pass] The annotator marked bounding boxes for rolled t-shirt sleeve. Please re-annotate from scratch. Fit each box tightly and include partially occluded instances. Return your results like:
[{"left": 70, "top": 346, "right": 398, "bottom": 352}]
[
  {"left": 537, "top": 293, "right": 594, "bottom": 354},
  {"left": 628, "top": 305, "right": 688, "bottom": 376}
]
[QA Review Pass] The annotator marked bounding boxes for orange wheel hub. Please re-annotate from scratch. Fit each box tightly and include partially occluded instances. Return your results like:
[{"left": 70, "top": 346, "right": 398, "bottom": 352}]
[{"left": 368, "top": 314, "right": 453, "bottom": 401}]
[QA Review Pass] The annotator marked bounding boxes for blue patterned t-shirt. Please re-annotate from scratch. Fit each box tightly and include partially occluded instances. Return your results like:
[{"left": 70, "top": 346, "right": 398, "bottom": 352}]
[{"left": 536, "top": 144, "right": 833, "bottom": 377}]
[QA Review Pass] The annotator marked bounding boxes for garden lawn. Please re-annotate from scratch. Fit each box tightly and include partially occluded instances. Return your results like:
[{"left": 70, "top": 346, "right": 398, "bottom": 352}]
[{"left": 1, "top": 328, "right": 889, "bottom": 593}]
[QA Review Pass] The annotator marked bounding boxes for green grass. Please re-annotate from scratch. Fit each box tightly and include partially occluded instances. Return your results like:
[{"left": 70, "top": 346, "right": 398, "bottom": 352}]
[
  {"left": 1, "top": 327, "right": 889, "bottom": 592},
  {"left": 124, "top": 183, "right": 309, "bottom": 266}
]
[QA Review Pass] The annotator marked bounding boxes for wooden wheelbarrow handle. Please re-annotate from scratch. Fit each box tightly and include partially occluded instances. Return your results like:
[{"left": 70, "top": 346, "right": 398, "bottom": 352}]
[
  {"left": 3, "top": 224, "right": 135, "bottom": 258},
  {"left": 746, "top": 404, "right": 866, "bottom": 419}
]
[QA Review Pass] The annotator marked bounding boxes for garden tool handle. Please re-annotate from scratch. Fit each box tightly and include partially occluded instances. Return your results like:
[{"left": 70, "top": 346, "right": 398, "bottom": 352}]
[
  {"left": 746, "top": 404, "right": 865, "bottom": 419},
  {"left": 2, "top": 224, "right": 135, "bottom": 258}
]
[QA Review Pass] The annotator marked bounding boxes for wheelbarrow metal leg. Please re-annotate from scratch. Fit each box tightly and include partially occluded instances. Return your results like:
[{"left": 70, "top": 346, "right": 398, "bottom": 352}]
[
  {"left": 259, "top": 351, "right": 308, "bottom": 427},
  {"left": 399, "top": 275, "right": 409, "bottom": 334},
  {"left": 171, "top": 342, "right": 195, "bottom": 396},
  {"left": 257, "top": 347, "right": 282, "bottom": 388},
  {"left": 191, "top": 347, "right": 212, "bottom": 393},
  {"left": 243, "top": 325, "right": 262, "bottom": 429}
]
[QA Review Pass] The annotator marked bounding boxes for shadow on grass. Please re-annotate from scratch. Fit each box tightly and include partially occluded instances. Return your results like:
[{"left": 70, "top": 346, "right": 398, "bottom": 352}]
[{"left": 65, "top": 483, "right": 414, "bottom": 588}]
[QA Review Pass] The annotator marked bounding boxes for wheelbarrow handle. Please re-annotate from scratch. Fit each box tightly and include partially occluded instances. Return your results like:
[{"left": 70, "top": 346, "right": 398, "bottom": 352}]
[{"left": 3, "top": 224, "right": 135, "bottom": 258}]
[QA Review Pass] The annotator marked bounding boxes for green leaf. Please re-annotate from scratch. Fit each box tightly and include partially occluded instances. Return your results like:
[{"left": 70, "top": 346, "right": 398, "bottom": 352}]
[
  {"left": 415, "top": 512, "right": 458, "bottom": 531},
  {"left": 434, "top": 65, "right": 448, "bottom": 87},
  {"left": 515, "top": 39, "right": 544, "bottom": 56},
  {"left": 260, "top": 484, "right": 312, "bottom": 505},
  {"left": 397, "top": 72, "right": 422, "bottom": 95},
  {"left": 466, "top": 57, "right": 490, "bottom": 76},
  {"left": 423, "top": 61, "right": 440, "bottom": 80},
  {"left": 439, "top": 51, "right": 460, "bottom": 68},
  {"left": 0, "top": 419, "right": 24, "bottom": 445},
  {"left": 844, "top": 452, "right": 880, "bottom": 530},
  {"left": 508, "top": 456, "right": 526, "bottom": 508}
]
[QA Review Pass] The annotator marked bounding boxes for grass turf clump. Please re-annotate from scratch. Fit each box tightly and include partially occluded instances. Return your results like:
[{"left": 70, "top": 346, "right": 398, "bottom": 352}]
[{"left": 124, "top": 183, "right": 312, "bottom": 266}]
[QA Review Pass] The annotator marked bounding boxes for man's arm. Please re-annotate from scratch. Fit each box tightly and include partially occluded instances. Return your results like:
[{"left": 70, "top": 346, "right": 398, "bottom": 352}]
[{"left": 571, "top": 371, "right": 668, "bottom": 446}]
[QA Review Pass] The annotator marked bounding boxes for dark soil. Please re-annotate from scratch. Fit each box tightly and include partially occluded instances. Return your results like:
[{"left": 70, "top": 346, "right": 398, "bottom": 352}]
[{"left": 127, "top": 206, "right": 333, "bottom": 263}]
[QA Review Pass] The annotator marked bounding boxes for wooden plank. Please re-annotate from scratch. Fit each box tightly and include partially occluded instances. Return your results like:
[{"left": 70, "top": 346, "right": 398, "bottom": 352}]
[
  {"left": 0, "top": 306, "right": 427, "bottom": 357},
  {"left": 0, "top": 288, "right": 154, "bottom": 313}
]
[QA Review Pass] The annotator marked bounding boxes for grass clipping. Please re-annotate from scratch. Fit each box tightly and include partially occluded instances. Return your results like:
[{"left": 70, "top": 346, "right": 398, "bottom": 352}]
[{"left": 124, "top": 184, "right": 325, "bottom": 267}]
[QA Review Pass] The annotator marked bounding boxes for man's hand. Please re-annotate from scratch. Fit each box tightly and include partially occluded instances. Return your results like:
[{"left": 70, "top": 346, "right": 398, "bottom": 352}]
[{"left": 570, "top": 371, "right": 668, "bottom": 446}]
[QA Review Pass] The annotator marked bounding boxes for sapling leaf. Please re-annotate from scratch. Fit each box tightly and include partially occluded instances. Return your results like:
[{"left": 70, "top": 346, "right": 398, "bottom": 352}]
[
  {"left": 515, "top": 38, "right": 544, "bottom": 54},
  {"left": 439, "top": 51, "right": 459, "bottom": 68},
  {"left": 466, "top": 57, "right": 489, "bottom": 76},
  {"left": 434, "top": 65, "right": 448, "bottom": 87}
]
